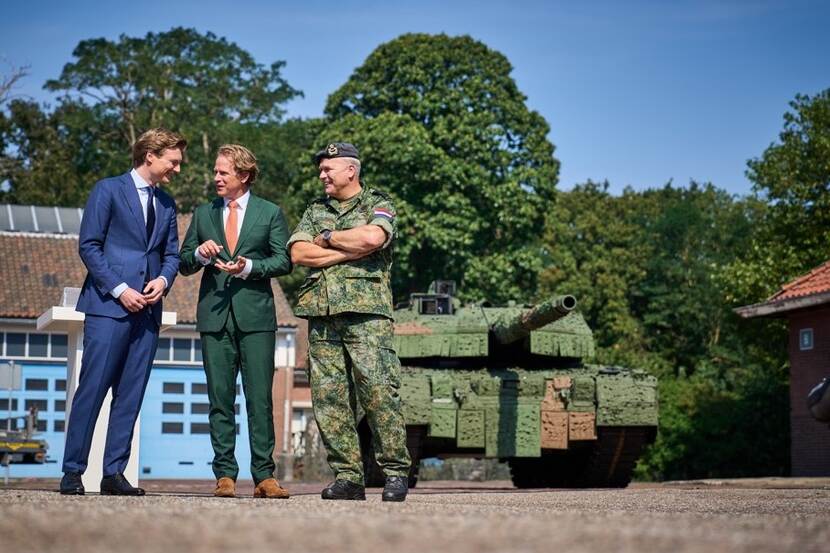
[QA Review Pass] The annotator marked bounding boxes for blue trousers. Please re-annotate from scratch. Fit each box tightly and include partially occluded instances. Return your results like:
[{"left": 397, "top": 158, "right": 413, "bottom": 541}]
[{"left": 62, "top": 311, "right": 158, "bottom": 476}]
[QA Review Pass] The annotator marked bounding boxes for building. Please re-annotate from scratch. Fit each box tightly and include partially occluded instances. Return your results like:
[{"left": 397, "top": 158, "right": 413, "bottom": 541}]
[
  {"left": 0, "top": 204, "right": 311, "bottom": 479},
  {"left": 735, "top": 260, "right": 830, "bottom": 476}
]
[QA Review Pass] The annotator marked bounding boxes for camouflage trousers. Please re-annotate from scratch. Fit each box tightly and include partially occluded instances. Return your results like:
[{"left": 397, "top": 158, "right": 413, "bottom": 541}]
[{"left": 308, "top": 313, "right": 411, "bottom": 484}]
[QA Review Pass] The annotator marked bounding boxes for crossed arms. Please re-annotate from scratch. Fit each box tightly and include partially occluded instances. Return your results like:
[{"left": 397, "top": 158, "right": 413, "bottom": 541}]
[{"left": 290, "top": 225, "right": 387, "bottom": 268}]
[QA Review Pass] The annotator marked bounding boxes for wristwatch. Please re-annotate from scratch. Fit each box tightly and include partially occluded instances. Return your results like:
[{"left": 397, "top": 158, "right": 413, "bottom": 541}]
[{"left": 321, "top": 229, "right": 333, "bottom": 244}]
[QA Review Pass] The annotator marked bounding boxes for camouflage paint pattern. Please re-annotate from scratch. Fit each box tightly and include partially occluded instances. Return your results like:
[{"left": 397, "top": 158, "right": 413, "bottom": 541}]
[
  {"left": 288, "top": 187, "right": 397, "bottom": 318},
  {"left": 308, "top": 314, "right": 411, "bottom": 484}
]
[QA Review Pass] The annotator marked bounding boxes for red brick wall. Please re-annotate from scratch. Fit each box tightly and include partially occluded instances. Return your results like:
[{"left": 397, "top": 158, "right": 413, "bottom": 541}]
[{"left": 788, "top": 308, "right": 830, "bottom": 476}]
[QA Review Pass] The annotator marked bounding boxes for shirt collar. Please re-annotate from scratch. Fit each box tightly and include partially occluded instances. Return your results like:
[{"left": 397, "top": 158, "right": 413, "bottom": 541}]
[
  {"left": 130, "top": 168, "right": 153, "bottom": 190},
  {"left": 224, "top": 190, "right": 251, "bottom": 209}
]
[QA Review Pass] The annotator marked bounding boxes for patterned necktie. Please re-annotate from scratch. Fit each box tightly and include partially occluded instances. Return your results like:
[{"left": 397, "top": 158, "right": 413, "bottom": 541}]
[
  {"left": 146, "top": 186, "right": 156, "bottom": 241},
  {"left": 225, "top": 200, "right": 239, "bottom": 254}
]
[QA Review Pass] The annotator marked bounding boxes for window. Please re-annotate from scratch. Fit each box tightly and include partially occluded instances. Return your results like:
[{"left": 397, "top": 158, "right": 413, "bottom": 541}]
[
  {"left": 192, "top": 383, "right": 208, "bottom": 395},
  {"left": 51, "top": 335, "right": 68, "bottom": 358},
  {"left": 191, "top": 403, "right": 210, "bottom": 415},
  {"left": 55, "top": 379, "right": 67, "bottom": 392},
  {"left": 54, "top": 420, "right": 65, "bottom": 432},
  {"left": 29, "top": 334, "right": 48, "bottom": 357},
  {"left": 35, "top": 420, "right": 47, "bottom": 432},
  {"left": 162, "top": 402, "right": 184, "bottom": 414},
  {"left": 191, "top": 423, "right": 211, "bottom": 434},
  {"left": 0, "top": 398, "right": 18, "bottom": 410},
  {"left": 173, "top": 339, "right": 191, "bottom": 361},
  {"left": 54, "top": 400, "right": 66, "bottom": 412},
  {"left": 235, "top": 403, "right": 240, "bottom": 415},
  {"left": 154, "top": 338, "right": 204, "bottom": 364},
  {"left": 800, "top": 328, "right": 814, "bottom": 351},
  {"left": 6, "top": 333, "right": 25, "bottom": 356},
  {"left": 162, "top": 382, "right": 184, "bottom": 394},
  {"left": 25, "top": 399, "right": 48, "bottom": 411},
  {"left": 162, "top": 422, "right": 183, "bottom": 434},
  {"left": 236, "top": 423, "right": 240, "bottom": 435},
  {"left": 25, "top": 379, "right": 48, "bottom": 391},
  {"left": 155, "top": 338, "right": 171, "bottom": 361}
]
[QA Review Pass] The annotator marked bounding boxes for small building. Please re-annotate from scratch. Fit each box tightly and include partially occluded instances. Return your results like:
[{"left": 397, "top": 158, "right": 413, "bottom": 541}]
[
  {"left": 0, "top": 204, "right": 311, "bottom": 479},
  {"left": 736, "top": 260, "right": 830, "bottom": 476}
]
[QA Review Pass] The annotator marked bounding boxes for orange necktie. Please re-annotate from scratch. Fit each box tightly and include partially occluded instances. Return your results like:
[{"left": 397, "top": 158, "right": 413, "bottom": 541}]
[{"left": 225, "top": 200, "right": 239, "bottom": 254}]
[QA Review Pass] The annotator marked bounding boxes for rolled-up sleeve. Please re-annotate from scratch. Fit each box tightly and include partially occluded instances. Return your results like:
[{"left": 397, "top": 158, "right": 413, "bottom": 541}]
[{"left": 287, "top": 207, "right": 316, "bottom": 248}]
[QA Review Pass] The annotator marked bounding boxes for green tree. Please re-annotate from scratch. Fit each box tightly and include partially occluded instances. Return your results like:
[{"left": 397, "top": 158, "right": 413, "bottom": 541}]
[
  {"left": 538, "top": 181, "right": 657, "bottom": 367},
  {"left": 0, "top": 98, "right": 121, "bottom": 206},
  {"left": 634, "top": 183, "right": 756, "bottom": 376},
  {"left": 725, "top": 89, "right": 830, "bottom": 305},
  {"left": 296, "top": 33, "right": 559, "bottom": 302},
  {"left": 5, "top": 27, "right": 301, "bottom": 210}
]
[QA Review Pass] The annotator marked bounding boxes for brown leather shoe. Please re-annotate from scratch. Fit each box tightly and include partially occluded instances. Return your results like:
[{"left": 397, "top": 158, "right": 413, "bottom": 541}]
[
  {"left": 253, "top": 478, "right": 290, "bottom": 499},
  {"left": 214, "top": 477, "right": 236, "bottom": 498}
]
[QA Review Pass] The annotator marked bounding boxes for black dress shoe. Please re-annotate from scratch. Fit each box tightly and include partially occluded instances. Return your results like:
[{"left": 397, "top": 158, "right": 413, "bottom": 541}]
[
  {"left": 382, "top": 476, "right": 408, "bottom": 502},
  {"left": 100, "top": 473, "right": 145, "bottom": 496},
  {"left": 321, "top": 479, "right": 366, "bottom": 500},
  {"left": 60, "top": 472, "right": 85, "bottom": 495}
]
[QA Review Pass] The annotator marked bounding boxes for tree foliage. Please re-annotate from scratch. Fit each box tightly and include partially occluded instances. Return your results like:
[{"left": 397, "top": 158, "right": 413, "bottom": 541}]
[
  {"left": 302, "top": 33, "right": 559, "bottom": 302},
  {"left": 724, "top": 89, "right": 830, "bottom": 305},
  {"left": 2, "top": 28, "right": 301, "bottom": 210}
]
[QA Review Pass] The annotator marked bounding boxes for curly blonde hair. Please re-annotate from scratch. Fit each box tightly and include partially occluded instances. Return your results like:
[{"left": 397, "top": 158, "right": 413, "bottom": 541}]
[{"left": 217, "top": 144, "right": 259, "bottom": 185}]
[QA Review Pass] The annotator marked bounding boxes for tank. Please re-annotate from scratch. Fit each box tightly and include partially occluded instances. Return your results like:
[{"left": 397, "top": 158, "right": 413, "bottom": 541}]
[{"left": 359, "top": 280, "right": 658, "bottom": 488}]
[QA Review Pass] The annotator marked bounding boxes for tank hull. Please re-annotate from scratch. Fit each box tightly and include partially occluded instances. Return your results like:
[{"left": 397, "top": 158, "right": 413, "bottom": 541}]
[{"left": 362, "top": 364, "right": 658, "bottom": 488}]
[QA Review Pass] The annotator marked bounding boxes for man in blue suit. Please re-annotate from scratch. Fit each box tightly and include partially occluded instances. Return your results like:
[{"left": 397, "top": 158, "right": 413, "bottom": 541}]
[{"left": 60, "top": 128, "right": 186, "bottom": 496}]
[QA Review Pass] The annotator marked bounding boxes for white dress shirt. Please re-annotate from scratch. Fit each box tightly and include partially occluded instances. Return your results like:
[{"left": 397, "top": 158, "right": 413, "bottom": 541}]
[
  {"left": 110, "top": 170, "right": 169, "bottom": 298},
  {"left": 194, "top": 190, "right": 253, "bottom": 279}
]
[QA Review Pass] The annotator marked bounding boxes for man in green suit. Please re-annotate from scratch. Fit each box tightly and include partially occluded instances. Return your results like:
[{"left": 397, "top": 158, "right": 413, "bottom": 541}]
[{"left": 179, "top": 144, "right": 292, "bottom": 499}]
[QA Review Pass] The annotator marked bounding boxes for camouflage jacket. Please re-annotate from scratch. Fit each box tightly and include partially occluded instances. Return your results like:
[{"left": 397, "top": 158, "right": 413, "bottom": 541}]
[{"left": 287, "top": 186, "right": 396, "bottom": 319}]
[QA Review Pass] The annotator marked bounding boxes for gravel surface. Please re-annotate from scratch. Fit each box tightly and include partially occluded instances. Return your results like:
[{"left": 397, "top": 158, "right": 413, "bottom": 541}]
[{"left": 2, "top": 480, "right": 829, "bottom": 553}]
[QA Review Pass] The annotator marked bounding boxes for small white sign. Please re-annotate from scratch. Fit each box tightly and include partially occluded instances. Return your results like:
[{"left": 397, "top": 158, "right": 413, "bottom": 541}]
[
  {"left": 0, "top": 361, "right": 21, "bottom": 390},
  {"left": 799, "top": 328, "right": 814, "bottom": 351}
]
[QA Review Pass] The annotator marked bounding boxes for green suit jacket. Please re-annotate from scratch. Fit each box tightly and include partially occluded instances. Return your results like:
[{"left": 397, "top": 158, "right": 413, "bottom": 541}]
[{"left": 179, "top": 194, "right": 292, "bottom": 333}]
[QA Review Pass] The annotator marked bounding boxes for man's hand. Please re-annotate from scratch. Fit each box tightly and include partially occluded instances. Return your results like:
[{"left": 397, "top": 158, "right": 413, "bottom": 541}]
[
  {"left": 119, "top": 288, "right": 148, "bottom": 312},
  {"left": 142, "top": 278, "right": 166, "bottom": 305},
  {"left": 313, "top": 234, "right": 330, "bottom": 248},
  {"left": 197, "top": 240, "right": 224, "bottom": 259},
  {"left": 215, "top": 256, "right": 248, "bottom": 275}
]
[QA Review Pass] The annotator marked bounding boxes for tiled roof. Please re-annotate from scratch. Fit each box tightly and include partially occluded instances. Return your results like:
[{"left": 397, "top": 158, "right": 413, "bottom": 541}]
[
  {"left": 769, "top": 260, "right": 830, "bottom": 302},
  {"left": 0, "top": 213, "right": 307, "bottom": 366}
]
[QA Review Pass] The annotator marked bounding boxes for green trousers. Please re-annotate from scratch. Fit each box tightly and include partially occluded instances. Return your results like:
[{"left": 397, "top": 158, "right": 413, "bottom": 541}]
[
  {"left": 309, "top": 313, "right": 411, "bottom": 484},
  {"left": 201, "top": 309, "right": 276, "bottom": 483}
]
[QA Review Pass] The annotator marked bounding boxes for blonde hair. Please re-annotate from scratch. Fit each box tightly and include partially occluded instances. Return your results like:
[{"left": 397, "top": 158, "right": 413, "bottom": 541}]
[
  {"left": 217, "top": 144, "right": 259, "bottom": 184},
  {"left": 132, "top": 128, "right": 187, "bottom": 167}
]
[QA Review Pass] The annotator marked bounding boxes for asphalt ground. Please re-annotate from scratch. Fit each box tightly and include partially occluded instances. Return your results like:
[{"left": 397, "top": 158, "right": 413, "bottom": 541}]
[{"left": 2, "top": 478, "right": 829, "bottom": 553}]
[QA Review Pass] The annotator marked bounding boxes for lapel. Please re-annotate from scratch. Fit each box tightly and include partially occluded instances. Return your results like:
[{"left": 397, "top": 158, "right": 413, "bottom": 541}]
[
  {"left": 232, "top": 193, "right": 265, "bottom": 256},
  {"left": 209, "top": 198, "right": 232, "bottom": 260},
  {"left": 118, "top": 172, "right": 147, "bottom": 247}
]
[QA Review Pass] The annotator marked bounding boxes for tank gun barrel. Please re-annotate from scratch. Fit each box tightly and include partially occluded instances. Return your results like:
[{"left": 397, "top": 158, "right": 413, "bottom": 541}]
[{"left": 491, "top": 295, "right": 577, "bottom": 344}]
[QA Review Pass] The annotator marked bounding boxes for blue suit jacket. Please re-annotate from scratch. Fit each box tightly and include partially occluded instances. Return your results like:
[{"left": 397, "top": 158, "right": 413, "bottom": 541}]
[{"left": 76, "top": 172, "right": 180, "bottom": 325}]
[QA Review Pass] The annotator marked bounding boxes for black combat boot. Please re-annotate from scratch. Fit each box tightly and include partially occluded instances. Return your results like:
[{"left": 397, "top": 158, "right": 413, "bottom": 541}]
[
  {"left": 321, "top": 479, "right": 366, "bottom": 500},
  {"left": 382, "top": 476, "right": 408, "bottom": 502}
]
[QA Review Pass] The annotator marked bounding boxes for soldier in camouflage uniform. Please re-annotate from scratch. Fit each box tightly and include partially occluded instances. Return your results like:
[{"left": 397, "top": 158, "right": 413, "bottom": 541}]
[{"left": 288, "top": 142, "right": 411, "bottom": 502}]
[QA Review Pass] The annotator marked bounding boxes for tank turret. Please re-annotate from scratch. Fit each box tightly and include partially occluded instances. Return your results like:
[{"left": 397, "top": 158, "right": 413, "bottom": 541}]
[{"left": 490, "top": 295, "right": 577, "bottom": 344}]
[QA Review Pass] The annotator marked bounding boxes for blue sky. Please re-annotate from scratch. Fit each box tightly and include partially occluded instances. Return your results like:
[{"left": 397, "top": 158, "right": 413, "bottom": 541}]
[{"left": 2, "top": 0, "right": 828, "bottom": 196}]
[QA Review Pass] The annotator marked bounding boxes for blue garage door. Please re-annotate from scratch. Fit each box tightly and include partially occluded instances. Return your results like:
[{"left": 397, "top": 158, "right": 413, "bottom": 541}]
[{"left": 140, "top": 366, "right": 250, "bottom": 479}]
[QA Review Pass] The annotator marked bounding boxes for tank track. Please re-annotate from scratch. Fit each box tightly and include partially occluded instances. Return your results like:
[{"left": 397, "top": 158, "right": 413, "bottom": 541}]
[{"left": 509, "top": 426, "right": 654, "bottom": 488}]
